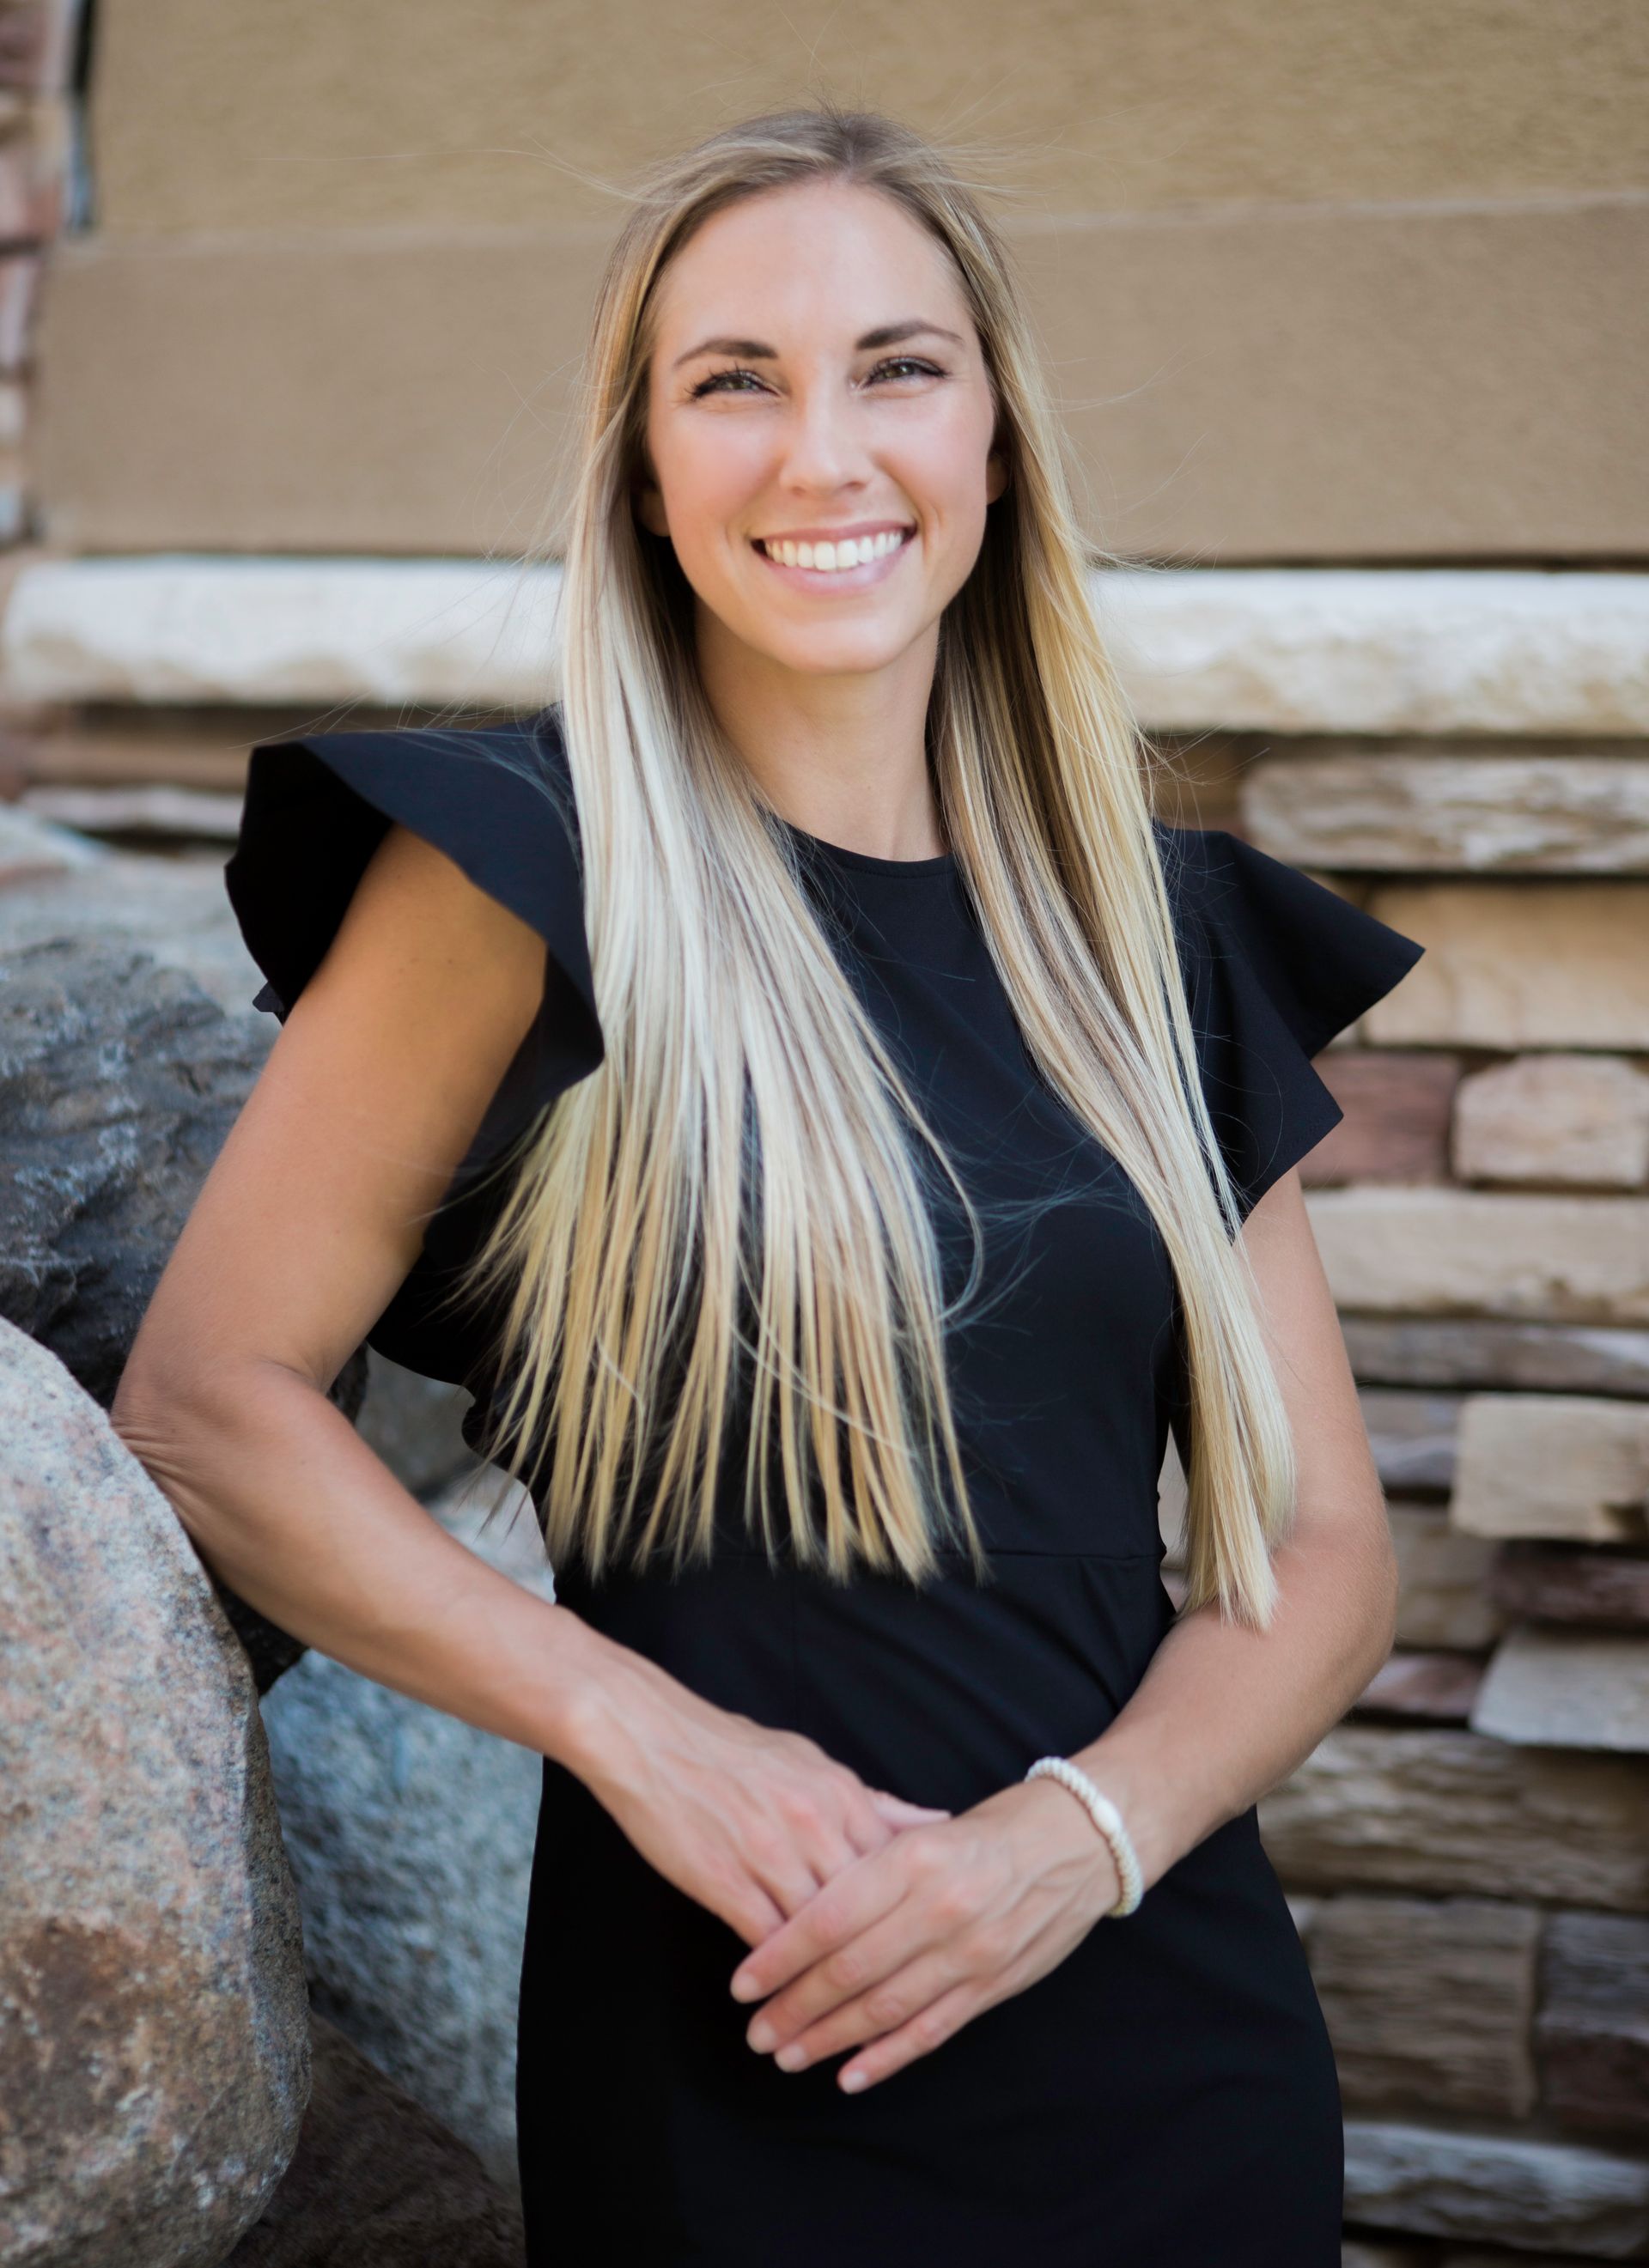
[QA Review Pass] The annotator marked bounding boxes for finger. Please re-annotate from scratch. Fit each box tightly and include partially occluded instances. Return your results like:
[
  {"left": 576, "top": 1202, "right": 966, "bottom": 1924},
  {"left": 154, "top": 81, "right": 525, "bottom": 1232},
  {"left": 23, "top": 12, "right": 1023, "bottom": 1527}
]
[
  {"left": 867, "top": 1791, "right": 952, "bottom": 1829},
  {"left": 837, "top": 1979, "right": 981, "bottom": 2093},
  {"left": 756, "top": 1925, "right": 963, "bottom": 2067},
  {"left": 842, "top": 1792, "right": 943, "bottom": 1863},
  {"left": 743, "top": 1831, "right": 837, "bottom": 1931},
  {"left": 722, "top": 1882, "right": 791, "bottom": 1949},
  {"left": 728, "top": 1843, "right": 907, "bottom": 2003}
]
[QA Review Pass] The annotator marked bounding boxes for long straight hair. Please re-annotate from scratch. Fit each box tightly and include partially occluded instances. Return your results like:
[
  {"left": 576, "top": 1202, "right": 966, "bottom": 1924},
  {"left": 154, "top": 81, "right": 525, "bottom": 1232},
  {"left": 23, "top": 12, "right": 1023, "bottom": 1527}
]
[{"left": 463, "top": 101, "right": 1298, "bottom": 1627}]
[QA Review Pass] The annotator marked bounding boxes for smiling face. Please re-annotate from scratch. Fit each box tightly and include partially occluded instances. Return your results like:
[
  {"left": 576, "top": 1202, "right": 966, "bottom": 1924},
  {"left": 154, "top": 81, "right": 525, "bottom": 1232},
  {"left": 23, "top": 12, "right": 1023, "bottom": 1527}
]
[{"left": 635, "top": 178, "right": 1008, "bottom": 691}]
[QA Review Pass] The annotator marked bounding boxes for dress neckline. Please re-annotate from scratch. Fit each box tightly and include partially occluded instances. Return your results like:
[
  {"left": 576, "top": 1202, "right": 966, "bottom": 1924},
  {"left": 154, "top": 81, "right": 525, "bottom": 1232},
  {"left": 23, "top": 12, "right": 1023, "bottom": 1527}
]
[{"left": 776, "top": 814, "right": 956, "bottom": 879}]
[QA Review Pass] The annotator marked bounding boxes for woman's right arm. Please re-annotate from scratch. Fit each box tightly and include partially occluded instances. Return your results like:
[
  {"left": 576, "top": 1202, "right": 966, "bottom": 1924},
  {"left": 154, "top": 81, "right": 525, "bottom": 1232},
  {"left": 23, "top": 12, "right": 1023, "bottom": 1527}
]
[{"left": 111, "top": 819, "right": 942, "bottom": 1948}]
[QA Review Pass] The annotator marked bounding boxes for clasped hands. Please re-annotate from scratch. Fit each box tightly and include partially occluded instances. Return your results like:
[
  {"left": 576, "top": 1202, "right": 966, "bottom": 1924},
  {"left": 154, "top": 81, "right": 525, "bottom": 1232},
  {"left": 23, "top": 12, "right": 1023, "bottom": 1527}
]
[{"left": 727, "top": 1773, "right": 1123, "bottom": 2095}]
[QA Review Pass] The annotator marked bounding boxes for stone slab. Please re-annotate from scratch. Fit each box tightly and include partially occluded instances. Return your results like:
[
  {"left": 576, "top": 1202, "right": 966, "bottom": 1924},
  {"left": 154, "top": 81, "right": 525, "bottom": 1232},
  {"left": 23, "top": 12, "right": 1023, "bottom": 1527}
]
[
  {"left": 1307, "top": 1190, "right": 1649, "bottom": 1325},
  {"left": 1245, "top": 755, "right": 1649, "bottom": 874},
  {"left": 1537, "top": 1911, "right": 1649, "bottom": 2138},
  {"left": 1354, "top": 1650, "right": 1485, "bottom": 1724},
  {"left": 1258, "top": 1725, "right": 1649, "bottom": 1911},
  {"left": 1361, "top": 1389, "right": 1462, "bottom": 1498},
  {"left": 1389, "top": 1505, "right": 1506, "bottom": 1651},
  {"left": 1364, "top": 885, "right": 1649, "bottom": 1050},
  {"left": 1342, "top": 2119, "right": 1649, "bottom": 2254},
  {"left": 1471, "top": 1627, "right": 1649, "bottom": 1753},
  {"left": 1341, "top": 1318, "right": 1649, "bottom": 1400},
  {"left": 1311, "top": 1049, "right": 1461, "bottom": 1186},
  {"left": 1490, "top": 1543, "right": 1649, "bottom": 1632},
  {"left": 1451, "top": 1396, "right": 1649, "bottom": 1546},
  {"left": 1309, "top": 1892, "right": 1539, "bottom": 2118},
  {"left": 1455, "top": 1056, "right": 1649, "bottom": 1191}
]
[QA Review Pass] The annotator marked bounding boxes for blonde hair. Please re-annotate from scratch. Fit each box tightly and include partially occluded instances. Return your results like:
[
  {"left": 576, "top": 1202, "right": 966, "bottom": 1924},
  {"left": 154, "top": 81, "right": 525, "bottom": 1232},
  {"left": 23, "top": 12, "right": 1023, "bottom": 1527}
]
[{"left": 461, "top": 100, "right": 1297, "bottom": 1627}]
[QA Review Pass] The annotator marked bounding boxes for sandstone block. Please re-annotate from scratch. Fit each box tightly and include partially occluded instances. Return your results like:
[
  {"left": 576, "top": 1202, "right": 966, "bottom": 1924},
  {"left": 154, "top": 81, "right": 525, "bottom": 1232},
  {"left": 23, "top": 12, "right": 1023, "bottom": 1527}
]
[
  {"left": 1451, "top": 1396, "right": 1649, "bottom": 1544},
  {"left": 1342, "top": 1317, "right": 1649, "bottom": 1398},
  {"left": 1490, "top": 1542, "right": 1649, "bottom": 1630},
  {"left": 1537, "top": 1911, "right": 1649, "bottom": 2137},
  {"left": 1310, "top": 1049, "right": 1461, "bottom": 1185},
  {"left": 1389, "top": 1505, "right": 1506, "bottom": 1650},
  {"left": 1342, "top": 2119, "right": 1649, "bottom": 2253},
  {"left": 1307, "top": 1190, "right": 1649, "bottom": 1325},
  {"left": 1354, "top": 1650, "right": 1485, "bottom": 1723},
  {"left": 1471, "top": 1627, "right": 1649, "bottom": 1753},
  {"left": 1362, "top": 883, "right": 1649, "bottom": 1050},
  {"left": 1455, "top": 1055, "right": 1649, "bottom": 1190},
  {"left": 1361, "top": 1390, "right": 1461, "bottom": 1497},
  {"left": 1258, "top": 1725, "right": 1649, "bottom": 1910},
  {"left": 1308, "top": 1893, "right": 1538, "bottom": 2118},
  {"left": 1244, "top": 753, "right": 1649, "bottom": 874}
]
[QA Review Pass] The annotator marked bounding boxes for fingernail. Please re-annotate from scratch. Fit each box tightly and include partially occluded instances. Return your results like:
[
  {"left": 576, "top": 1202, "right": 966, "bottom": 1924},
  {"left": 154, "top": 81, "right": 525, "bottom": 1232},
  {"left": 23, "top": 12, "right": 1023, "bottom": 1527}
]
[
  {"left": 730, "top": 1974, "right": 759, "bottom": 2001},
  {"left": 840, "top": 2067, "right": 868, "bottom": 2093},
  {"left": 747, "top": 2019, "right": 776, "bottom": 2052},
  {"left": 775, "top": 2042, "right": 807, "bottom": 2070}
]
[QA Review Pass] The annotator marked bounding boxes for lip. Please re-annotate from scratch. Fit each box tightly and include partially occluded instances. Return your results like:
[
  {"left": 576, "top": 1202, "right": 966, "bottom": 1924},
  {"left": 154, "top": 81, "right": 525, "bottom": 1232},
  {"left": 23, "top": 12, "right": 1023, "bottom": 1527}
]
[{"left": 751, "top": 522, "right": 916, "bottom": 593}]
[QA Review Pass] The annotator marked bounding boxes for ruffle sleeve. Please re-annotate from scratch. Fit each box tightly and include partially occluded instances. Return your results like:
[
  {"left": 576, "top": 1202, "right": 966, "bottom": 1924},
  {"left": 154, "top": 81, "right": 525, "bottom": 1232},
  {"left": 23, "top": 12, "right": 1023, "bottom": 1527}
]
[
  {"left": 1153, "top": 817, "right": 1426, "bottom": 1226},
  {"left": 223, "top": 707, "right": 604, "bottom": 1387}
]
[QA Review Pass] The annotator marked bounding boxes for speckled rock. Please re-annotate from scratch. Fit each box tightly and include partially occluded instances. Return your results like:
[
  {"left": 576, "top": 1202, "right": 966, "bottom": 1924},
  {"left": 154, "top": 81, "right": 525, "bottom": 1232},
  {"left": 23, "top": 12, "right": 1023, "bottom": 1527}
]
[
  {"left": 0, "top": 1320, "right": 310, "bottom": 2267},
  {"left": 0, "top": 930, "right": 271, "bottom": 1405},
  {"left": 259, "top": 1475, "right": 555, "bottom": 2194}
]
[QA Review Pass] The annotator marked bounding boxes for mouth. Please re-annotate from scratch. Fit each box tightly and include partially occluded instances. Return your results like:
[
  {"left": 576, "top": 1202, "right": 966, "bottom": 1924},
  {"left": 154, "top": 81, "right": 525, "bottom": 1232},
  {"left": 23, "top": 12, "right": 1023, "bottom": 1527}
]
[{"left": 751, "top": 523, "right": 917, "bottom": 587}]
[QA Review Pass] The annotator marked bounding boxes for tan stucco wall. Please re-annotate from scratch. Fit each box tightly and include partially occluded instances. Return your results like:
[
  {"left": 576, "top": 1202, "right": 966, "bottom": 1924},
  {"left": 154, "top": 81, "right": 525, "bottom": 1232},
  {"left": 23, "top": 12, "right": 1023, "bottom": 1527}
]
[
  {"left": 40, "top": 0, "right": 1649, "bottom": 559},
  {"left": 36, "top": 197, "right": 1644, "bottom": 560},
  {"left": 88, "top": 0, "right": 1649, "bottom": 233}
]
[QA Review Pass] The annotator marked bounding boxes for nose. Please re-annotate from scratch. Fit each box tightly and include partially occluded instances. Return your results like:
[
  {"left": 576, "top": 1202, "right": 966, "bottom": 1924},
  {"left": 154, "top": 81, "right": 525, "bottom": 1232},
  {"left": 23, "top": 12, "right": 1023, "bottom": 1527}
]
[{"left": 773, "top": 372, "right": 874, "bottom": 497}]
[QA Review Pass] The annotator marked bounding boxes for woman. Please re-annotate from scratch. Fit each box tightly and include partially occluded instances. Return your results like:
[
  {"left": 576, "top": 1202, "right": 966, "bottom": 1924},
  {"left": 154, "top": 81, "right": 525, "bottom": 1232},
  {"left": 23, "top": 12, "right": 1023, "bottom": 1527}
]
[{"left": 116, "top": 104, "right": 1424, "bottom": 2265}]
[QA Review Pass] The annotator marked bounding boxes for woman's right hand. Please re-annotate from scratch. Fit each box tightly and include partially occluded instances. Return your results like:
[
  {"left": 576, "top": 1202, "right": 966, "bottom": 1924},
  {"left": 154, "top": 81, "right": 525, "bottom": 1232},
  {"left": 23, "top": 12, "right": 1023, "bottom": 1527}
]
[{"left": 557, "top": 1640, "right": 949, "bottom": 1949}]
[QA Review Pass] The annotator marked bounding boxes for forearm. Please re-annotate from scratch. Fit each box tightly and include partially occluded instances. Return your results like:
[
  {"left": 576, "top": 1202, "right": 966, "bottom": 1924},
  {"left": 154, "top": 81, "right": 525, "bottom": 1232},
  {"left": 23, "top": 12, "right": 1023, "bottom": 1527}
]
[
  {"left": 1068, "top": 1510, "right": 1399, "bottom": 1893},
  {"left": 112, "top": 1355, "right": 638, "bottom": 1771}
]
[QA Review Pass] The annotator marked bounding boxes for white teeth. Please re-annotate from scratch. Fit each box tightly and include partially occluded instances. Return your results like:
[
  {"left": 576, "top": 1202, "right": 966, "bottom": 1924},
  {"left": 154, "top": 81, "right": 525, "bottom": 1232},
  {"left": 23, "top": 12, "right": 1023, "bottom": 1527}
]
[{"left": 759, "top": 529, "right": 909, "bottom": 571}]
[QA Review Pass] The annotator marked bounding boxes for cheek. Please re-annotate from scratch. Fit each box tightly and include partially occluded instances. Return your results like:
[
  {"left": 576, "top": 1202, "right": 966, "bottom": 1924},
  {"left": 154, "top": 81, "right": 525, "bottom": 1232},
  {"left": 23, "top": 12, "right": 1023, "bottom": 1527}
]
[{"left": 909, "top": 417, "right": 996, "bottom": 527}]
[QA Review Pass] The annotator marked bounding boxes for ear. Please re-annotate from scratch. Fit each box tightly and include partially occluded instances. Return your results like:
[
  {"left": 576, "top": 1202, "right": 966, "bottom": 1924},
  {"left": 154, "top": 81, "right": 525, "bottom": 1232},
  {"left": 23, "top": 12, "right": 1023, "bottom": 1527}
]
[{"left": 985, "top": 444, "right": 1009, "bottom": 505}]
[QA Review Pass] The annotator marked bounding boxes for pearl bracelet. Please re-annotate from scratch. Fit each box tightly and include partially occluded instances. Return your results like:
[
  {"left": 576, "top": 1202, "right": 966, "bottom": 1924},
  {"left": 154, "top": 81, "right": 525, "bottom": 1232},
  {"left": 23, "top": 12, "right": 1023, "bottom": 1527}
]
[{"left": 1024, "top": 1756, "right": 1144, "bottom": 1917}]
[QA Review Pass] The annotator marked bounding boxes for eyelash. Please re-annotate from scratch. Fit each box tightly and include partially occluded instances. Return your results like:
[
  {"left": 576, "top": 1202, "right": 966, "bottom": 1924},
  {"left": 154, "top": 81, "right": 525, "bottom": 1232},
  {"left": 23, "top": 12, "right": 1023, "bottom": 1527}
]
[{"left": 687, "top": 356, "right": 945, "bottom": 399}]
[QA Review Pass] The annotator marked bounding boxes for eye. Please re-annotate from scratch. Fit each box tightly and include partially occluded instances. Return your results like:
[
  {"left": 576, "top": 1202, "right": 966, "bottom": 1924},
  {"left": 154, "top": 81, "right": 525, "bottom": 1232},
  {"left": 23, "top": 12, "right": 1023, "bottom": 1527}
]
[
  {"left": 866, "top": 356, "right": 944, "bottom": 384},
  {"left": 688, "top": 365, "right": 766, "bottom": 398},
  {"left": 686, "top": 355, "right": 946, "bottom": 400}
]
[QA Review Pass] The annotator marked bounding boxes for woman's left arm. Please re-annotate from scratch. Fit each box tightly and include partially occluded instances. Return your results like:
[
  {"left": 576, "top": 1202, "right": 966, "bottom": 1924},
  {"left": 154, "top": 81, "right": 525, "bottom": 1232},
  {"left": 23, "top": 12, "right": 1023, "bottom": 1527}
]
[{"left": 728, "top": 1165, "right": 1401, "bottom": 2091}]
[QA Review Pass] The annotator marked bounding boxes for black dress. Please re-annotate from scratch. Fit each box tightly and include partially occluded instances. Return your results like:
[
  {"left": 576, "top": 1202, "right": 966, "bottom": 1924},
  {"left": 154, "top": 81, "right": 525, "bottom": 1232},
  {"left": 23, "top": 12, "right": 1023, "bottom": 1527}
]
[{"left": 227, "top": 707, "right": 1426, "bottom": 2267}]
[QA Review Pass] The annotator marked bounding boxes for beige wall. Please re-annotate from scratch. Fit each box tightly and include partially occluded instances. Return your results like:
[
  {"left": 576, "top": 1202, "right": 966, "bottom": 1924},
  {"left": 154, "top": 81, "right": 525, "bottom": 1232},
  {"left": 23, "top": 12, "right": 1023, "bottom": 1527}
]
[
  {"left": 88, "top": 0, "right": 1649, "bottom": 231},
  {"left": 35, "top": 198, "right": 1646, "bottom": 559},
  {"left": 37, "top": 0, "right": 1649, "bottom": 560}
]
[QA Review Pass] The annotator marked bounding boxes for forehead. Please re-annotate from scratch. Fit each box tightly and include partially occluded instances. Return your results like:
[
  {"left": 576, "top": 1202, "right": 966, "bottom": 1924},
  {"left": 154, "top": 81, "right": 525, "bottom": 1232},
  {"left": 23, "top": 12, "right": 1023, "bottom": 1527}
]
[{"left": 650, "top": 180, "right": 966, "bottom": 347}]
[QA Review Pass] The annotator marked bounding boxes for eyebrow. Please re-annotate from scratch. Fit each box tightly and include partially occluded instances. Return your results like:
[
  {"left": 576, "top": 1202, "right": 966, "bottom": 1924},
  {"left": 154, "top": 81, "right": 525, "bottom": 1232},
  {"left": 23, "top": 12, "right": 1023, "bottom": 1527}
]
[{"left": 671, "top": 319, "right": 967, "bottom": 373}]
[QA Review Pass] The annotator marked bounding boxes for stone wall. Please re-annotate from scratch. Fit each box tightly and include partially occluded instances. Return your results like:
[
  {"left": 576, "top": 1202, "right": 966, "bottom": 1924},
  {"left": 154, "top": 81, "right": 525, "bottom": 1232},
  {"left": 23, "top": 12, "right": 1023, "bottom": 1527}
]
[{"left": 1155, "top": 732, "right": 1649, "bottom": 2259}]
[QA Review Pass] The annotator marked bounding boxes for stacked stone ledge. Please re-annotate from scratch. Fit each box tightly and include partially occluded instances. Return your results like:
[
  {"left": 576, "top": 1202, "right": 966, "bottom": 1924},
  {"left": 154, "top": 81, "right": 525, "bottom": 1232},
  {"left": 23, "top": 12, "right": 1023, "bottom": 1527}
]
[{"left": 1191, "top": 734, "right": 1649, "bottom": 2262}]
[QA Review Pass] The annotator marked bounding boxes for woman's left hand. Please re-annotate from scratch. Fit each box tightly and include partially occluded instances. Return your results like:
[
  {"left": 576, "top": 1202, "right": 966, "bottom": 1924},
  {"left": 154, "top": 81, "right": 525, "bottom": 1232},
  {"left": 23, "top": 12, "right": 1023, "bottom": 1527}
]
[{"left": 727, "top": 1773, "right": 1126, "bottom": 2093}]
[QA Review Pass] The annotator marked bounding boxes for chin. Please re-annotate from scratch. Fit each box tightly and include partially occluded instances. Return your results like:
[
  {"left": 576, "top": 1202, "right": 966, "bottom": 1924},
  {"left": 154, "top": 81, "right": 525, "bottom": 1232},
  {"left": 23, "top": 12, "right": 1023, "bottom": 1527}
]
[{"left": 750, "top": 623, "right": 918, "bottom": 678}]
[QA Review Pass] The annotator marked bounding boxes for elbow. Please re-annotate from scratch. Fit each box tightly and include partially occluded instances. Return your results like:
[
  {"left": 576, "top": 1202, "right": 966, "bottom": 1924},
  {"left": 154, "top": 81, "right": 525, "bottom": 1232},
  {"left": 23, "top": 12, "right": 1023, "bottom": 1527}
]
[
  {"left": 109, "top": 1357, "right": 221, "bottom": 1552},
  {"left": 109, "top": 1347, "right": 288, "bottom": 1572}
]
